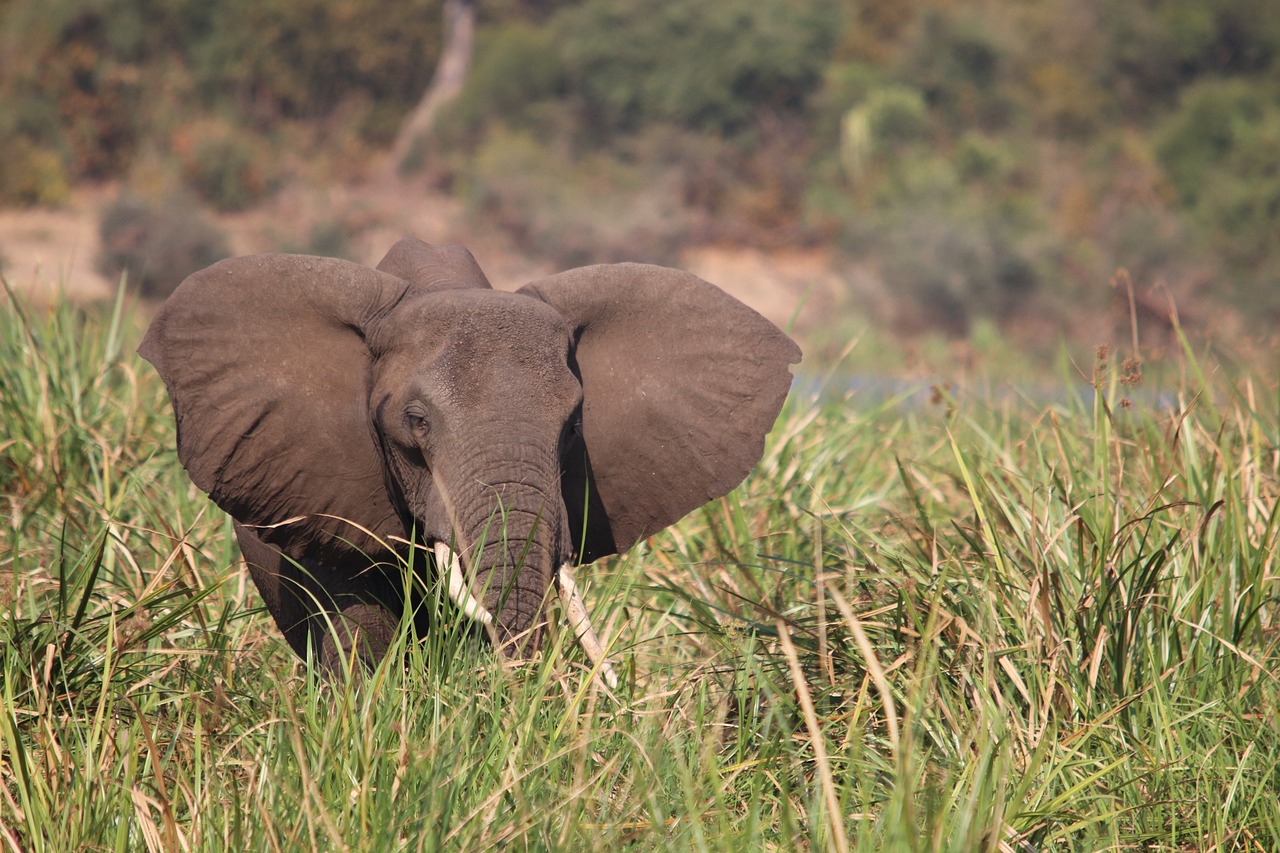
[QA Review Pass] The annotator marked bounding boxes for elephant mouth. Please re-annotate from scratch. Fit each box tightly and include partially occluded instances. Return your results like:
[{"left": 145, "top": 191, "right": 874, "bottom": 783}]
[{"left": 429, "top": 538, "right": 619, "bottom": 689}]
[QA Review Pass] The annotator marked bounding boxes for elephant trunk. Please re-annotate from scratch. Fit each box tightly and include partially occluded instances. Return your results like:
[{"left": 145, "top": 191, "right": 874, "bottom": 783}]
[
  {"left": 428, "top": 448, "right": 618, "bottom": 686},
  {"left": 447, "top": 475, "right": 563, "bottom": 653}
]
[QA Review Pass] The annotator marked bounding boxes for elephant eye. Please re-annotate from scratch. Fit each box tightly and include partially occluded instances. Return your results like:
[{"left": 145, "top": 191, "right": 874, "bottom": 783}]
[{"left": 405, "top": 408, "right": 430, "bottom": 438}]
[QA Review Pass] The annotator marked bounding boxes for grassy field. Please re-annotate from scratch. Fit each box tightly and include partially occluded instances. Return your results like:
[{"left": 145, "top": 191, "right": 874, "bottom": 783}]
[{"left": 2, "top": 284, "right": 1279, "bottom": 852}]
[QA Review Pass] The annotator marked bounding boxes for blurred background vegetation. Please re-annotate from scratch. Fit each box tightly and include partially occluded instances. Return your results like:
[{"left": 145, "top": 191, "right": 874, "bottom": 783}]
[{"left": 1, "top": 0, "right": 1278, "bottom": 347}]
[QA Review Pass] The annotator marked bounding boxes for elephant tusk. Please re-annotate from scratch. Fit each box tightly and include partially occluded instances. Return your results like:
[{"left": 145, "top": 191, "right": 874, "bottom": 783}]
[
  {"left": 435, "top": 542, "right": 494, "bottom": 625},
  {"left": 432, "top": 544, "right": 617, "bottom": 689},
  {"left": 558, "top": 563, "right": 619, "bottom": 690}
]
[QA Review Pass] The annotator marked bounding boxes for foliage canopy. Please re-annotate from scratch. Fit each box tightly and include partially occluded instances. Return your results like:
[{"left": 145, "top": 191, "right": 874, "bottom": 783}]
[
  {"left": 554, "top": 0, "right": 841, "bottom": 133},
  {"left": 1, "top": 0, "right": 1279, "bottom": 331}
]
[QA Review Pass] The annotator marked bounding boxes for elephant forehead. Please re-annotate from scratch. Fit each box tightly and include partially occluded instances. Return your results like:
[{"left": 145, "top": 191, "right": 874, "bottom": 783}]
[
  {"left": 398, "top": 290, "right": 571, "bottom": 340},
  {"left": 374, "top": 290, "right": 579, "bottom": 405}
]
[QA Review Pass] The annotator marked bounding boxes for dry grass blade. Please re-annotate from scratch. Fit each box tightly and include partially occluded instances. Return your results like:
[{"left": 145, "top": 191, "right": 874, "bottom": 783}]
[
  {"left": 777, "top": 618, "right": 850, "bottom": 853},
  {"left": 828, "top": 587, "right": 900, "bottom": 754}
]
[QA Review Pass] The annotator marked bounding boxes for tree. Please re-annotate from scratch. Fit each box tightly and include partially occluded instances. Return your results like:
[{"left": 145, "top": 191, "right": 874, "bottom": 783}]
[
  {"left": 553, "top": 0, "right": 842, "bottom": 134},
  {"left": 386, "top": 0, "right": 477, "bottom": 174}
]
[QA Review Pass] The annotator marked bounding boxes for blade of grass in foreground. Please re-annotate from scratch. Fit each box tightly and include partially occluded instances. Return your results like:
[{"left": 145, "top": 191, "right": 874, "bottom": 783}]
[{"left": 3, "top": 287, "right": 1280, "bottom": 850}]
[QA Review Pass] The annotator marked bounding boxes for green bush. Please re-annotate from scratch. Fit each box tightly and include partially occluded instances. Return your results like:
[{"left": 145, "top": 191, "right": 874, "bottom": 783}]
[
  {"left": 1024, "top": 59, "right": 1113, "bottom": 138},
  {"left": 96, "top": 191, "right": 230, "bottom": 299},
  {"left": 1156, "top": 78, "right": 1280, "bottom": 307},
  {"left": 276, "top": 218, "right": 358, "bottom": 260},
  {"left": 807, "top": 61, "right": 886, "bottom": 151},
  {"left": 553, "top": 0, "right": 842, "bottom": 134},
  {"left": 897, "top": 7, "right": 1017, "bottom": 132},
  {"left": 197, "top": 0, "right": 443, "bottom": 134},
  {"left": 864, "top": 85, "right": 929, "bottom": 148},
  {"left": 174, "top": 119, "right": 275, "bottom": 212},
  {"left": 0, "top": 0, "right": 159, "bottom": 179},
  {"left": 1099, "top": 0, "right": 1280, "bottom": 112},
  {"left": 840, "top": 85, "right": 930, "bottom": 180},
  {"left": 953, "top": 131, "right": 1016, "bottom": 183},
  {"left": 1156, "top": 78, "right": 1279, "bottom": 207},
  {"left": 452, "top": 22, "right": 567, "bottom": 134},
  {"left": 0, "top": 0, "right": 442, "bottom": 188},
  {"left": 461, "top": 127, "right": 692, "bottom": 266},
  {"left": 877, "top": 206, "right": 1041, "bottom": 334},
  {"left": 0, "top": 137, "right": 71, "bottom": 206}
]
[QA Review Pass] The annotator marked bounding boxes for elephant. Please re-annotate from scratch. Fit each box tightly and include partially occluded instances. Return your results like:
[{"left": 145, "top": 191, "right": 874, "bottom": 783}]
[{"left": 139, "top": 238, "right": 800, "bottom": 687}]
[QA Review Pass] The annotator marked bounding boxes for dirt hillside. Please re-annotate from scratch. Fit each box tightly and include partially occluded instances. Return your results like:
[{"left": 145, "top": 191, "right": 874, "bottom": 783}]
[{"left": 1, "top": 180, "right": 840, "bottom": 338}]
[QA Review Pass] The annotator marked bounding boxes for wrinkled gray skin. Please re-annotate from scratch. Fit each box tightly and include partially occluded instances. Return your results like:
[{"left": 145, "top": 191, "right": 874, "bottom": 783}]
[{"left": 139, "top": 238, "right": 800, "bottom": 680}]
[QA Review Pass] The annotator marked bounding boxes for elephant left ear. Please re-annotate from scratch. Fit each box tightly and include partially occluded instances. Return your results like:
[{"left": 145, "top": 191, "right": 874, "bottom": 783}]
[{"left": 519, "top": 263, "right": 801, "bottom": 561}]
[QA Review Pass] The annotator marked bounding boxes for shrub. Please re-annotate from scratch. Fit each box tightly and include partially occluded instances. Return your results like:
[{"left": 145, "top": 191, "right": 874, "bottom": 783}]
[
  {"left": 277, "top": 219, "right": 358, "bottom": 260},
  {"left": 1099, "top": 0, "right": 1280, "bottom": 112},
  {"left": 953, "top": 131, "right": 1016, "bottom": 183},
  {"left": 864, "top": 85, "right": 930, "bottom": 148},
  {"left": 1156, "top": 78, "right": 1278, "bottom": 207},
  {"left": 461, "top": 127, "right": 692, "bottom": 267},
  {"left": 197, "top": 0, "right": 443, "bottom": 132},
  {"left": 840, "top": 85, "right": 930, "bottom": 181},
  {"left": 453, "top": 22, "right": 567, "bottom": 134},
  {"left": 1025, "top": 59, "right": 1112, "bottom": 138},
  {"left": 0, "top": 0, "right": 442, "bottom": 191},
  {"left": 897, "top": 7, "right": 1017, "bottom": 132},
  {"left": 553, "top": 0, "right": 842, "bottom": 134},
  {"left": 1156, "top": 78, "right": 1280, "bottom": 309},
  {"left": 878, "top": 207, "right": 1041, "bottom": 335},
  {"left": 172, "top": 118, "right": 274, "bottom": 212},
  {"left": 97, "top": 191, "right": 230, "bottom": 299},
  {"left": 807, "top": 62, "right": 886, "bottom": 151},
  {"left": 0, "top": 137, "right": 71, "bottom": 206}
]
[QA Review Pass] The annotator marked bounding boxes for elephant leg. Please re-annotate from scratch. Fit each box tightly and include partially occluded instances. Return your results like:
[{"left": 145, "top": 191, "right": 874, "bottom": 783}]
[
  {"left": 233, "top": 522, "right": 402, "bottom": 675},
  {"left": 235, "top": 522, "right": 314, "bottom": 658},
  {"left": 318, "top": 603, "right": 400, "bottom": 677}
]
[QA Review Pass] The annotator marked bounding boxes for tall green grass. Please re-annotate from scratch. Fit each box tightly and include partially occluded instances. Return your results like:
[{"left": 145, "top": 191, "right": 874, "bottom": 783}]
[{"left": 2, "top": 284, "right": 1278, "bottom": 851}]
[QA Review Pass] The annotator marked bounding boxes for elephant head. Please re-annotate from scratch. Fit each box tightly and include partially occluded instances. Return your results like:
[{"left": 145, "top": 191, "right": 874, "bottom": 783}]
[{"left": 139, "top": 238, "right": 800, "bottom": 684}]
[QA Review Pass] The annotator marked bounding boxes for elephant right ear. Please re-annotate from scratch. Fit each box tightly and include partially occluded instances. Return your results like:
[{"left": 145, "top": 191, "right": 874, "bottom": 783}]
[
  {"left": 519, "top": 264, "right": 800, "bottom": 562},
  {"left": 139, "top": 254, "right": 414, "bottom": 561}
]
